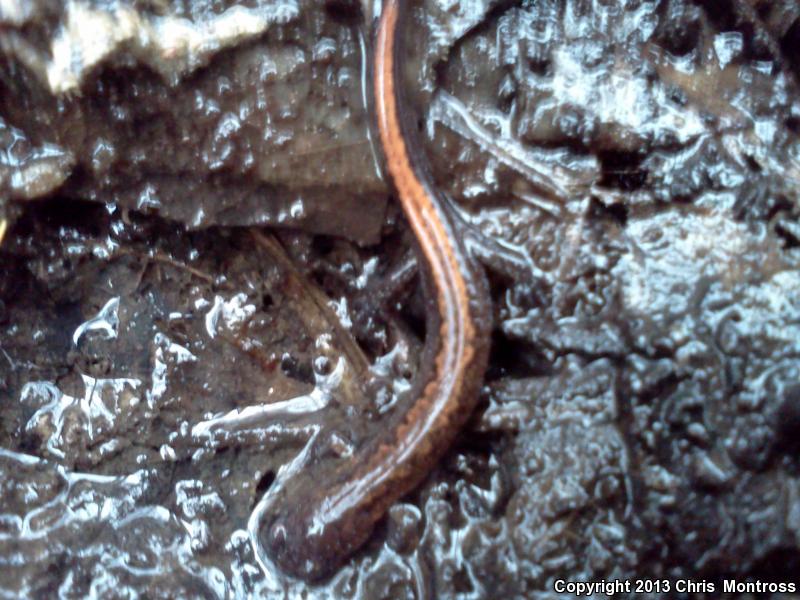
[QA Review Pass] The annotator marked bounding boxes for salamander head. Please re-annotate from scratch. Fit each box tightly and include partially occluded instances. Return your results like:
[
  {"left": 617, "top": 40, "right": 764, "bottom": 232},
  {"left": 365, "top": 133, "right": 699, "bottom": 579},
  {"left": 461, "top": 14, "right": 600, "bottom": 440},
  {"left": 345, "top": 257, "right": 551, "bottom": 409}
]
[
  {"left": 263, "top": 506, "right": 326, "bottom": 581},
  {"left": 262, "top": 500, "right": 372, "bottom": 582}
]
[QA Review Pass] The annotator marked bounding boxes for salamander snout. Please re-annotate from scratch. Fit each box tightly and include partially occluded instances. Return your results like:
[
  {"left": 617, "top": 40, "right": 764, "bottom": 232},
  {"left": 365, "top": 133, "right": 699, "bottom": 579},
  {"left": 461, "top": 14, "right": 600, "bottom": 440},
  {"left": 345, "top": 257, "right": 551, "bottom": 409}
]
[
  {"left": 262, "top": 507, "right": 338, "bottom": 581},
  {"left": 262, "top": 497, "right": 376, "bottom": 581}
]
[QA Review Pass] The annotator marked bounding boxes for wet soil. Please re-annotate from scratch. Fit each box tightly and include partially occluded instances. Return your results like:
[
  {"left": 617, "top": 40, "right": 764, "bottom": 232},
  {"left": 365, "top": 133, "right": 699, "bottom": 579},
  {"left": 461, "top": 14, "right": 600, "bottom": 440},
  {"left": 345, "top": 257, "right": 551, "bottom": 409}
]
[{"left": 1, "top": 0, "right": 800, "bottom": 598}]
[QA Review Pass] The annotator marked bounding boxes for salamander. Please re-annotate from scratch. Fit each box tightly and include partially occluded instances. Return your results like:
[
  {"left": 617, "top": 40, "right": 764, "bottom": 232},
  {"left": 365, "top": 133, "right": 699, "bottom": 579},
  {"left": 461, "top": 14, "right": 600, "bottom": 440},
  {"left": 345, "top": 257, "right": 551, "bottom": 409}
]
[{"left": 262, "top": 0, "right": 492, "bottom": 580}]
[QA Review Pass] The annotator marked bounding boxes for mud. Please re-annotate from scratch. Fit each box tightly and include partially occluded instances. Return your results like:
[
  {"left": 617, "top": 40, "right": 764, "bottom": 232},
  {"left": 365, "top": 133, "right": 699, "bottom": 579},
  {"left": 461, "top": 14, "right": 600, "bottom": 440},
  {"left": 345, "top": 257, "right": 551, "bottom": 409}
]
[{"left": 1, "top": 0, "right": 799, "bottom": 598}]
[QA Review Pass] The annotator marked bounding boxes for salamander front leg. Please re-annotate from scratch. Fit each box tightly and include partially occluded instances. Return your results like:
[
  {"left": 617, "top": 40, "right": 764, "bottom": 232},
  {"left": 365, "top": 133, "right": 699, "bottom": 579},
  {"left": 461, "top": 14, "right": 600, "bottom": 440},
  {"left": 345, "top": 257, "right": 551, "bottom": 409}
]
[{"left": 448, "top": 206, "right": 547, "bottom": 307}]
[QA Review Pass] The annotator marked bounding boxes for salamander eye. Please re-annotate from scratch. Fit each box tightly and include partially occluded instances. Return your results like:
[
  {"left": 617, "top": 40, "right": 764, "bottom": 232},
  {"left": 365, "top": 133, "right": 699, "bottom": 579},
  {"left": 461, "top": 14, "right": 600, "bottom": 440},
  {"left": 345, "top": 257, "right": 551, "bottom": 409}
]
[{"left": 265, "top": 520, "right": 288, "bottom": 559}]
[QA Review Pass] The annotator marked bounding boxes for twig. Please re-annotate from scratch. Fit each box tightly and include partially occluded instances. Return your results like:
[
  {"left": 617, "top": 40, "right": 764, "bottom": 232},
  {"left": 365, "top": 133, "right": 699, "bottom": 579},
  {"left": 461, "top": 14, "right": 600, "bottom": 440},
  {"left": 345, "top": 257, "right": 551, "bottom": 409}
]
[
  {"left": 250, "top": 229, "right": 372, "bottom": 409},
  {"left": 114, "top": 248, "right": 215, "bottom": 283}
]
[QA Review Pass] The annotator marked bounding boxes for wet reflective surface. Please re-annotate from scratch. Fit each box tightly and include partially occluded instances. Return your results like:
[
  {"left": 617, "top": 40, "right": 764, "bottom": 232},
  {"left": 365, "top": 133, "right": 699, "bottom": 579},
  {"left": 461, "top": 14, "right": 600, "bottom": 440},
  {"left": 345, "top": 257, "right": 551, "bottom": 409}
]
[{"left": 1, "top": 0, "right": 800, "bottom": 597}]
